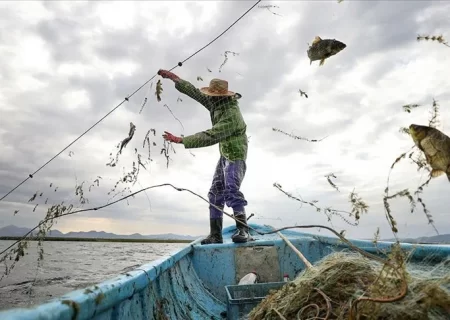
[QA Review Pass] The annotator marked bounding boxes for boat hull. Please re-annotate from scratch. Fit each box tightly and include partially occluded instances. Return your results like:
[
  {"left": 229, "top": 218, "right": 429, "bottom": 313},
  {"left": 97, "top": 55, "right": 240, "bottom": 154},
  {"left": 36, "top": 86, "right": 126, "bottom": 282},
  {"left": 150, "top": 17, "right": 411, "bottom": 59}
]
[{"left": 1, "top": 224, "right": 449, "bottom": 320}]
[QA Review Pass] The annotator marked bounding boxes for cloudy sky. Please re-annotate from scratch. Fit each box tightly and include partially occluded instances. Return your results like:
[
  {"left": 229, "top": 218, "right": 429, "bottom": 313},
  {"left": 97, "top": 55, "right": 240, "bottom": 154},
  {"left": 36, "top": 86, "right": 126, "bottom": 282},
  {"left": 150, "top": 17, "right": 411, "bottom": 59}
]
[{"left": 1, "top": 0, "right": 449, "bottom": 241}]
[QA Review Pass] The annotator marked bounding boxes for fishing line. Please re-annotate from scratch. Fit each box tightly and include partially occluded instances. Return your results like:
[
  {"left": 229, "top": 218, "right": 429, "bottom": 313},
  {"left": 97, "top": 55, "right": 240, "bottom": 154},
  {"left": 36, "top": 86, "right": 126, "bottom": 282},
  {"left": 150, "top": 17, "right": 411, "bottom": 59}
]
[
  {"left": 138, "top": 82, "right": 152, "bottom": 114},
  {"left": 0, "top": 0, "right": 263, "bottom": 203},
  {"left": 0, "top": 182, "right": 389, "bottom": 265}
]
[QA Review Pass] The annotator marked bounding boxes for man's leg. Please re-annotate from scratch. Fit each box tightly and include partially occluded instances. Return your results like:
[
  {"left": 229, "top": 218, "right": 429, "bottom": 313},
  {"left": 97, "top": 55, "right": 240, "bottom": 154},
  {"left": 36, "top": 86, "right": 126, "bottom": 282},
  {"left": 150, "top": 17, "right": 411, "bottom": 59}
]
[
  {"left": 201, "top": 157, "right": 226, "bottom": 245},
  {"left": 223, "top": 158, "right": 250, "bottom": 243}
]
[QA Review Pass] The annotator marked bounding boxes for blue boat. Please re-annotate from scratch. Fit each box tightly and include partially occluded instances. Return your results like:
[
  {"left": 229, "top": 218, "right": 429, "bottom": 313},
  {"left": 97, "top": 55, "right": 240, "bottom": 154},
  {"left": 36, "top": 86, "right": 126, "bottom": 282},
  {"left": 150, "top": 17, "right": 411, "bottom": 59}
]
[{"left": 0, "top": 224, "right": 449, "bottom": 320}]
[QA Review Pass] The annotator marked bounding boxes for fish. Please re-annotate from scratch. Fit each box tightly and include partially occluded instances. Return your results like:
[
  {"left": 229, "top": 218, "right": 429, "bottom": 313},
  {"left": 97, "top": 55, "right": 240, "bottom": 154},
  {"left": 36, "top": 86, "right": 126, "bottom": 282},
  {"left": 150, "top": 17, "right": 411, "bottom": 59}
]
[
  {"left": 307, "top": 36, "right": 346, "bottom": 66},
  {"left": 155, "top": 79, "right": 163, "bottom": 102},
  {"left": 409, "top": 124, "right": 450, "bottom": 181},
  {"left": 119, "top": 122, "right": 136, "bottom": 154}
]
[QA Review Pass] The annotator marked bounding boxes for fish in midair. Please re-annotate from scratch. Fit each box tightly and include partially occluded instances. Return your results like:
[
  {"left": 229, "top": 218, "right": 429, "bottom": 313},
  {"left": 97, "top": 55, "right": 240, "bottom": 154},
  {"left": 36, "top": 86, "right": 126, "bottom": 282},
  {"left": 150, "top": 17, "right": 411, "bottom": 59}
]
[
  {"left": 119, "top": 122, "right": 136, "bottom": 154},
  {"left": 409, "top": 124, "right": 450, "bottom": 181},
  {"left": 155, "top": 79, "right": 163, "bottom": 102},
  {"left": 307, "top": 36, "right": 346, "bottom": 66}
]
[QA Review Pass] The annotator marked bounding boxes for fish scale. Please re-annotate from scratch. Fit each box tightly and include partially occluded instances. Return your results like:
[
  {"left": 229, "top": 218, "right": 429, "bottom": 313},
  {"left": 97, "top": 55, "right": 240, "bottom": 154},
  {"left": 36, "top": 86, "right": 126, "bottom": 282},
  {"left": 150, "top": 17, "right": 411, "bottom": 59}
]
[
  {"left": 307, "top": 37, "right": 346, "bottom": 66},
  {"left": 409, "top": 124, "right": 450, "bottom": 181}
]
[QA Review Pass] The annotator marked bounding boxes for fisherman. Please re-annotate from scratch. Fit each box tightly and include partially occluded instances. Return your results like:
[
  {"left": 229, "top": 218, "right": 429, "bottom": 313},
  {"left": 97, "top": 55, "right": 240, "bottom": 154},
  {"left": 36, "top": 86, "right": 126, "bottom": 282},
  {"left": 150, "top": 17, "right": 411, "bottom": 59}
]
[{"left": 157, "top": 69, "right": 250, "bottom": 245}]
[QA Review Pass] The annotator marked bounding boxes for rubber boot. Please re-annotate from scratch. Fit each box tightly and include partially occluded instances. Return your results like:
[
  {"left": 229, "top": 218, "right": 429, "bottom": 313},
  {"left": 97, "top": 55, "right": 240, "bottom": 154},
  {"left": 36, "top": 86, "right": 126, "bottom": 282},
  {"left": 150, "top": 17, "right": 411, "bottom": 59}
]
[
  {"left": 201, "top": 218, "right": 223, "bottom": 245},
  {"left": 231, "top": 213, "right": 250, "bottom": 243}
]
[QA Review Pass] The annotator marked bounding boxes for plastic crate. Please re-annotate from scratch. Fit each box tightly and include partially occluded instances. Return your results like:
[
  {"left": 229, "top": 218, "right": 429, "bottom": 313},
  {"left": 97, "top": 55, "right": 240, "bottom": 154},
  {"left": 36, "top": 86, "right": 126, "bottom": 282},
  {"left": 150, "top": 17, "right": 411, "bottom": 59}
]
[{"left": 225, "top": 282, "right": 286, "bottom": 320}]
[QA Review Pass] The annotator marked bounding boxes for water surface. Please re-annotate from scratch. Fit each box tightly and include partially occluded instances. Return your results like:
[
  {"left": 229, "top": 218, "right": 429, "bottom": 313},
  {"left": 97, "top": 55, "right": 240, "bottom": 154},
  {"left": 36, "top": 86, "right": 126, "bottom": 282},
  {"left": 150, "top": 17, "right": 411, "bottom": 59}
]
[{"left": 0, "top": 240, "right": 186, "bottom": 311}]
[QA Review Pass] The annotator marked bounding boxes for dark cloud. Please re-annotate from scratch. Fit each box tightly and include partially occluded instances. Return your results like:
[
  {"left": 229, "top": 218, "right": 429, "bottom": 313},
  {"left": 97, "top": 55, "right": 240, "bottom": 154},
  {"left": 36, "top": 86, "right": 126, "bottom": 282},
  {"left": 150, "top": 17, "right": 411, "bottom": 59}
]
[
  {"left": 34, "top": 18, "right": 85, "bottom": 63},
  {"left": 0, "top": 1, "right": 449, "bottom": 239}
]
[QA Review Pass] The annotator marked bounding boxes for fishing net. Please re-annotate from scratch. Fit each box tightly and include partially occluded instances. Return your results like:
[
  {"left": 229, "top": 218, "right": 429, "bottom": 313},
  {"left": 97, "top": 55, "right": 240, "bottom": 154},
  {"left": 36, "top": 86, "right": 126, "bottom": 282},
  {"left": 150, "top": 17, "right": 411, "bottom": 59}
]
[{"left": 248, "top": 247, "right": 450, "bottom": 320}]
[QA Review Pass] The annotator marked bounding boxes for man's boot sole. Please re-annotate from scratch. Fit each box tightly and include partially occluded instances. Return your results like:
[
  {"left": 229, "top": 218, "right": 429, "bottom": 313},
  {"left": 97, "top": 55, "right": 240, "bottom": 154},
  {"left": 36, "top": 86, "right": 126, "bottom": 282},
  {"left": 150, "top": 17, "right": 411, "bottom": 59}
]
[
  {"left": 201, "top": 238, "right": 223, "bottom": 245},
  {"left": 231, "top": 237, "right": 249, "bottom": 243}
]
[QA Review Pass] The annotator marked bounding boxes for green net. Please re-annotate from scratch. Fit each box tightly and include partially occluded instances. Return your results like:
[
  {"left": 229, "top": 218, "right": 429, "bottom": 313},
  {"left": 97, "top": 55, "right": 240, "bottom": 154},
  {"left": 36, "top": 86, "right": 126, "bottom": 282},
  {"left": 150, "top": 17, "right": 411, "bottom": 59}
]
[{"left": 248, "top": 247, "right": 450, "bottom": 320}]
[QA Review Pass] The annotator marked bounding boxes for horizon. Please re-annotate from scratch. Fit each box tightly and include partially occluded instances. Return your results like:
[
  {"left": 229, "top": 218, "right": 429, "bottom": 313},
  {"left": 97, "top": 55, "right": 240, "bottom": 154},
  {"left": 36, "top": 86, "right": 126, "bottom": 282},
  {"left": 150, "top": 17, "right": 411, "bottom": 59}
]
[
  {"left": 1, "top": 224, "right": 449, "bottom": 242},
  {"left": 0, "top": 224, "right": 200, "bottom": 237}
]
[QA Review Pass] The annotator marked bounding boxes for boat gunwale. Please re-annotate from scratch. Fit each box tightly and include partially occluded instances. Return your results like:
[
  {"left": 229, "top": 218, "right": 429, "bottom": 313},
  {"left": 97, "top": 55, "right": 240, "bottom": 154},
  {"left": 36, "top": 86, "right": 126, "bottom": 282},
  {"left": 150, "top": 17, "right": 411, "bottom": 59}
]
[
  {"left": 0, "top": 224, "right": 449, "bottom": 319},
  {"left": 222, "top": 224, "right": 450, "bottom": 252}
]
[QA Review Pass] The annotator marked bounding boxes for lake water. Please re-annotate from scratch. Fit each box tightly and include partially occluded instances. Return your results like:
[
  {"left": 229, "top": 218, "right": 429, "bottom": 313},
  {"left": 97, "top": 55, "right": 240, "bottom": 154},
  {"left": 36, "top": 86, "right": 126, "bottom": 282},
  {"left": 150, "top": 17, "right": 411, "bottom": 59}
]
[{"left": 0, "top": 240, "right": 187, "bottom": 311}]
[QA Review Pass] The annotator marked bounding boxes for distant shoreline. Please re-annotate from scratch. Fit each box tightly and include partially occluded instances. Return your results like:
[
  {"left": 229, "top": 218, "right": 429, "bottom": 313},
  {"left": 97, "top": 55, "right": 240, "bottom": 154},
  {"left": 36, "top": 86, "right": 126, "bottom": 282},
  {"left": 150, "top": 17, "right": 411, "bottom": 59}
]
[{"left": 0, "top": 236, "right": 194, "bottom": 243}]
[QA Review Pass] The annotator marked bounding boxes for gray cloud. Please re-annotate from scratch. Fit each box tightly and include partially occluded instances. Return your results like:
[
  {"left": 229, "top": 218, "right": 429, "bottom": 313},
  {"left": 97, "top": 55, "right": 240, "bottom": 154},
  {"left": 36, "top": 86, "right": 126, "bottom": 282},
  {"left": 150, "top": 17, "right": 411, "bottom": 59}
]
[{"left": 0, "top": 1, "right": 449, "bottom": 240}]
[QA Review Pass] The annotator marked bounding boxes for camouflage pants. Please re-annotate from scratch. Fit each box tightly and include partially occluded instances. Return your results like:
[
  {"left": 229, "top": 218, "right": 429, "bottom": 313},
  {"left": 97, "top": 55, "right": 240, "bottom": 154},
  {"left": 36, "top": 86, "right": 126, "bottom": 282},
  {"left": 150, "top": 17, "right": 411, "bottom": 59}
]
[{"left": 208, "top": 156, "right": 248, "bottom": 219}]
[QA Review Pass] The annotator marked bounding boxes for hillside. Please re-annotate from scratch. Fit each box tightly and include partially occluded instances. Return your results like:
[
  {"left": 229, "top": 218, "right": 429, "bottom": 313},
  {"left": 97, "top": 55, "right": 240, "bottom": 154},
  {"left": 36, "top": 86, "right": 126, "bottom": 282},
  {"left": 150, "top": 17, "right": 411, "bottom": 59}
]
[
  {"left": 383, "top": 234, "right": 450, "bottom": 244},
  {"left": 2, "top": 225, "right": 449, "bottom": 244},
  {"left": 0, "top": 225, "right": 199, "bottom": 241}
]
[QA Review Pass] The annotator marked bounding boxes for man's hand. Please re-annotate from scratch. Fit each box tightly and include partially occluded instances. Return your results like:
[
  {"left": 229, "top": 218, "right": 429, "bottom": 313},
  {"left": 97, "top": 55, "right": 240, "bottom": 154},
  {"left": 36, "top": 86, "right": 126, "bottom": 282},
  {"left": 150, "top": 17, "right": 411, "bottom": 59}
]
[
  {"left": 162, "top": 131, "right": 183, "bottom": 144},
  {"left": 157, "top": 69, "right": 180, "bottom": 82}
]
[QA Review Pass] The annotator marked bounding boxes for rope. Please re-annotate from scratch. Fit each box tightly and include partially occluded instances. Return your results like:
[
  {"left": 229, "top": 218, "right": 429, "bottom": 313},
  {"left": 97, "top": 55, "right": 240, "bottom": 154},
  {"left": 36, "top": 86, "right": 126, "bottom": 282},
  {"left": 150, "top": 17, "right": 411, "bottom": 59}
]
[{"left": 0, "top": 0, "right": 262, "bottom": 203}]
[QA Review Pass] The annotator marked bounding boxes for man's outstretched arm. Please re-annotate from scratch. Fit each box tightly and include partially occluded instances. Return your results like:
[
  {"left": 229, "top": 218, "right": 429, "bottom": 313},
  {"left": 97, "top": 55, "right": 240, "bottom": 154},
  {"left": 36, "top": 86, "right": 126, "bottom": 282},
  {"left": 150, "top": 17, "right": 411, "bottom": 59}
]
[
  {"left": 158, "top": 69, "right": 212, "bottom": 110},
  {"left": 168, "top": 111, "right": 243, "bottom": 149},
  {"left": 162, "top": 110, "right": 244, "bottom": 149}
]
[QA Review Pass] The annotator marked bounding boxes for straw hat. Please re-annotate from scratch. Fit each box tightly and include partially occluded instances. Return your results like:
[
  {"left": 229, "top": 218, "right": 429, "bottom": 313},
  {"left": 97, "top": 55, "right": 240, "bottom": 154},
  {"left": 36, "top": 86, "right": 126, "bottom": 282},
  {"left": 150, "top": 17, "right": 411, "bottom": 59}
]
[{"left": 200, "top": 78, "right": 235, "bottom": 97}]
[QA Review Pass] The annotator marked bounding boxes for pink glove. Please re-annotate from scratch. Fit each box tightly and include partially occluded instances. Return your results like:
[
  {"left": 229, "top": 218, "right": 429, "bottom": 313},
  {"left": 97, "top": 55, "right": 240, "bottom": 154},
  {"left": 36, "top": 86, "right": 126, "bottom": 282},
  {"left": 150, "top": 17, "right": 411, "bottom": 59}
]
[
  {"left": 162, "top": 131, "right": 183, "bottom": 144},
  {"left": 157, "top": 69, "right": 180, "bottom": 82}
]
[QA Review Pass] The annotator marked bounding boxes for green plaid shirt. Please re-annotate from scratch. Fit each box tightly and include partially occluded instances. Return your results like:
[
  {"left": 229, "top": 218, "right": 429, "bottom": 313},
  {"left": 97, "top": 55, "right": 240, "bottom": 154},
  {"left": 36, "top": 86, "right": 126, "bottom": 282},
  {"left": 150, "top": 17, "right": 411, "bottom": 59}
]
[{"left": 175, "top": 79, "right": 248, "bottom": 161}]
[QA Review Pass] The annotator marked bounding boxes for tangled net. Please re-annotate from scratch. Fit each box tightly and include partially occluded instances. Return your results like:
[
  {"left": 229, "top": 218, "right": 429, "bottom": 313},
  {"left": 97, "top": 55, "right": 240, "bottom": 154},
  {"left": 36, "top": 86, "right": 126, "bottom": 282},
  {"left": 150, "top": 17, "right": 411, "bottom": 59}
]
[{"left": 248, "top": 249, "right": 450, "bottom": 320}]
